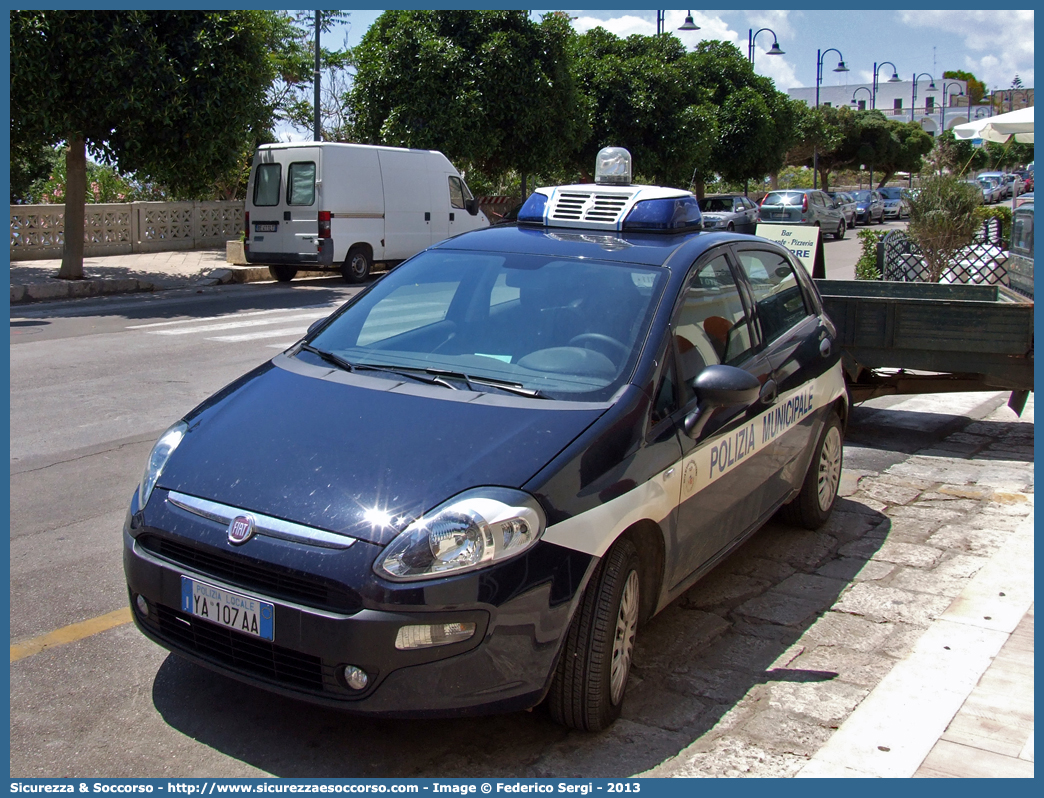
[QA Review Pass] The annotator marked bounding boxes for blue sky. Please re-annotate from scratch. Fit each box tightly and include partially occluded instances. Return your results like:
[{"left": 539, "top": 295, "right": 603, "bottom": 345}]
[{"left": 287, "top": 8, "right": 1035, "bottom": 140}]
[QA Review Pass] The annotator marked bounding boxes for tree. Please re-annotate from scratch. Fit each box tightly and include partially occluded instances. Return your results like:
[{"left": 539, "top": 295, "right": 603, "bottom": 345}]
[
  {"left": 349, "top": 10, "right": 584, "bottom": 187},
  {"left": 942, "top": 70, "right": 986, "bottom": 106},
  {"left": 568, "top": 29, "right": 713, "bottom": 188},
  {"left": 11, "top": 11, "right": 280, "bottom": 279},
  {"left": 686, "top": 41, "right": 797, "bottom": 190},
  {"left": 868, "top": 120, "right": 934, "bottom": 186}
]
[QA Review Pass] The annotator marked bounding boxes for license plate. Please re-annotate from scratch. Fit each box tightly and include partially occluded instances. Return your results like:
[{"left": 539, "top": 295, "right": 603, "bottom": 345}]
[
  {"left": 180, "top": 576, "right": 274, "bottom": 641},
  {"left": 774, "top": 213, "right": 788, "bottom": 220},
  {"left": 255, "top": 223, "right": 278, "bottom": 232}
]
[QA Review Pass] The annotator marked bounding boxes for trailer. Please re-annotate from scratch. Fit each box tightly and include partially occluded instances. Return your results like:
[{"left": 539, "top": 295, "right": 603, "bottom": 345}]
[{"left": 814, "top": 280, "right": 1034, "bottom": 415}]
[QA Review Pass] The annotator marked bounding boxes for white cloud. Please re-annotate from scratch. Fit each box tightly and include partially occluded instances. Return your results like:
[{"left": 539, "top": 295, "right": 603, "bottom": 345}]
[
  {"left": 755, "top": 51, "right": 801, "bottom": 89},
  {"left": 746, "top": 10, "right": 794, "bottom": 40},
  {"left": 900, "top": 10, "right": 1033, "bottom": 87},
  {"left": 571, "top": 14, "right": 653, "bottom": 38},
  {"left": 571, "top": 11, "right": 740, "bottom": 50}
]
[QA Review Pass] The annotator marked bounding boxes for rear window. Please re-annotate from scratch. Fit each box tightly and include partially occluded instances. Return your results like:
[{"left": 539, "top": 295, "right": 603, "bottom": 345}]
[
  {"left": 287, "top": 162, "right": 316, "bottom": 206},
  {"left": 253, "top": 164, "right": 281, "bottom": 207},
  {"left": 762, "top": 192, "right": 802, "bottom": 206}
]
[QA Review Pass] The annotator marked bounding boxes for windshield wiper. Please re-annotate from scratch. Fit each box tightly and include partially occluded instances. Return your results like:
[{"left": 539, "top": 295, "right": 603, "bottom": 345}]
[
  {"left": 299, "top": 343, "right": 355, "bottom": 373},
  {"left": 425, "top": 369, "right": 548, "bottom": 398},
  {"left": 351, "top": 363, "right": 456, "bottom": 390}
]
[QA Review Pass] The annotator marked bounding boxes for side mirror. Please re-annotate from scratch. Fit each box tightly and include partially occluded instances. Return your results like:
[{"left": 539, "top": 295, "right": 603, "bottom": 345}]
[
  {"left": 306, "top": 317, "right": 328, "bottom": 336},
  {"left": 465, "top": 198, "right": 479, "bottom": 215},
  {"left": 683, "top": 365, "right": 761, "bottom": 439}
]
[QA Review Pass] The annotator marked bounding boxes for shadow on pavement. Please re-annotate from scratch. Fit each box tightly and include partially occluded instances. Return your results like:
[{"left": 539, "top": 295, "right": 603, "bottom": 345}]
[{"left": 150, "top": 499, "right": 889, "bottom": 778}]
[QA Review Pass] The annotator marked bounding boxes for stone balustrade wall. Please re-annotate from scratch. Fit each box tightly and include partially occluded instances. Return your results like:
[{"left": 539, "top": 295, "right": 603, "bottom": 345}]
[{"left": 10, "top": 201, "right": 245, "bottom": 260}]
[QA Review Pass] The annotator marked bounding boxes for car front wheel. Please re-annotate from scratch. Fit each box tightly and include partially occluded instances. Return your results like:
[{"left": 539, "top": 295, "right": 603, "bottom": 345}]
[
  {"left": 779, "top": 412, "right": 843, "bottom": 530},
  {"left": 547, "top": 538, "right": 641, "bottom": 731}
]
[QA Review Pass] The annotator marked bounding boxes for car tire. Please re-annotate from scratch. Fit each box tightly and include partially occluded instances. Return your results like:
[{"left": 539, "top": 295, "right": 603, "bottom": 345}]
[
  {"left": 779, "top": 413, "right": 844, "bottom": 530},
  {"left": 547, "top": 537, "right": 641, "bottom": 732},
  {"left": 341, "top": 246, "right": 371, "bottom": 284},
  {"left": 834, "top": 219, "right": 846, "bottom": 240},
  {"left": 726, "top": 222, "right": 735, "bottom": 232},
  {"left": 269, "top": 265, "right": 297, "bottom": 282}
]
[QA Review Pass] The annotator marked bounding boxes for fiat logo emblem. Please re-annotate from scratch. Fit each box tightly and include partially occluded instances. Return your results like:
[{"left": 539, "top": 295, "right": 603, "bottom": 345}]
[{"left": 227, "top": 515, "right": 255, "bottom": 545}]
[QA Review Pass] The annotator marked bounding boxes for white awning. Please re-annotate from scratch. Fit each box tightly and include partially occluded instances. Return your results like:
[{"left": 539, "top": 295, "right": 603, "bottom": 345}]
[{"left": 952, "top": 106, "right": 1034, "bottom": 144}]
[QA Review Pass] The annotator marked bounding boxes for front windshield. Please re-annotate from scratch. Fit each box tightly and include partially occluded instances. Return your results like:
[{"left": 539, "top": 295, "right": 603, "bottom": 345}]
[
  {"left": 851, "top": 191, "right": 872, "bottom": 201},
  {"left": 879, "top": 187, "right": 902, "bottom": 200},
  {"left": 306, "top": 249, "right": 668, "bottom": 401}
]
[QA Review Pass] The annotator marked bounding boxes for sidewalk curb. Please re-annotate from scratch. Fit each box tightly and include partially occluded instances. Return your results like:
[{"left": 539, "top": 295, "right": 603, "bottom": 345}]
[
  {"left": 10, "top": 265, "right": 335, "bottom": 303},
  {"left": 795, "top": 510, "right": 1034, "bottom": 778}
]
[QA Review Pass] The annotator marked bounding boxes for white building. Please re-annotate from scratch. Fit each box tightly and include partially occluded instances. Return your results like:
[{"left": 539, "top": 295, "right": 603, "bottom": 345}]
[{"left": 788, "top": 78, "right": 998, "bottom": 135}]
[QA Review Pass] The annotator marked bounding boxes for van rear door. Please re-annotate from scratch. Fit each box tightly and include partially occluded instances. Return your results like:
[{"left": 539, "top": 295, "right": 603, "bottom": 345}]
[
  {"left": 282, "top": 148, "right": 322, "bottom": 260},
  {"left": 379, "top": 149, "right": 434, "bottom": 259}
]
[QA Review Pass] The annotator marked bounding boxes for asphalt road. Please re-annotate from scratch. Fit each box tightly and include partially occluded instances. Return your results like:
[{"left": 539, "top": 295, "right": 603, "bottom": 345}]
[{"left": 8, "top": 273, "right": 1007, "bottom": 778}]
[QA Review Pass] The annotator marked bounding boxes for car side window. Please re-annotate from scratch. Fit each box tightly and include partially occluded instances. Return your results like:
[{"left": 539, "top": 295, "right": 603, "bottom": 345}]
[
  {"left": 673, "top": 254, "right": 755, "bottom": 403},
  {"left": 253, "top": 164, "right": 281, "bottom": 207},
  {"left": 448, "top": 176, "right": 466, "bottom": 210},
  {"left": 736, "top": 249, "right": 812, "bottom": 345}
]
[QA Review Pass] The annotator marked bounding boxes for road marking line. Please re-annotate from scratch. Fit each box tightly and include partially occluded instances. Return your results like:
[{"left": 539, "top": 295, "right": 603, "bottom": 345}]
[
  {"left": 148, "top": 312, "right": 326, "bottom": 336},
  {"left": 126, "top": 303, "right": 331, "bottom": 330},
  {"left": 208, "top": 326, "right": 313, "bottom": 343},
  {"left": 10, "top": 607, "right": 133, "bottom": 663}
]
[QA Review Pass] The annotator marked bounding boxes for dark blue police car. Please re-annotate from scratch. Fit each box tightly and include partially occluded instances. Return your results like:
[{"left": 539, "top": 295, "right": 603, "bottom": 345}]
[{"left": 124, "top": 148, "right": 848, "bottom": 731}]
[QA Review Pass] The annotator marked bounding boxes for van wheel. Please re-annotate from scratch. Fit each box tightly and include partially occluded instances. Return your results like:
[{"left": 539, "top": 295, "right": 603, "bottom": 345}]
[
  {"left": 269, "top": 266, "right": 297, "bottom": 282},
  {"left": 779, "top": 413, "right": 843, "bottom": 530},
  {"left": 547, "top": 538, "right": 640, "bottom": 731},
  {"left": 342, "top": 247, "right": 371, "bottom": 284}
]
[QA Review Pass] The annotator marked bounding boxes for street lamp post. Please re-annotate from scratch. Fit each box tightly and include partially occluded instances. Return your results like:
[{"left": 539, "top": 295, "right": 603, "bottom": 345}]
[
  {"left": 748, "top": 27, "right": 784, "bottom": 65},
  {"left": 850, "top": 86, "right": 873, "bottom": 111},
  {"left": 814, "top": 48, "right": 849, "bottom": 190},
  {"left": 940, "top": 81, "right": 964, "bottom": 134},
  {"left": 657, "top": 10, "right": 700, "bottom": 35},
  {"left": 911, "top": 72, "right": 937, "bottom": 123},
  {"left": 851, "top": 88, "right": 875, "bottom": 186},
  {"left": 871, "top": 61, "right": 901, "bottom": 110}
]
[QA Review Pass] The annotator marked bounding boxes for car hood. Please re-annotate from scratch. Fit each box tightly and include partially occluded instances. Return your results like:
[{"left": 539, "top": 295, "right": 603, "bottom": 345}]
[{"left": 158, "top": 356, "right": 605, "bottom": 546}]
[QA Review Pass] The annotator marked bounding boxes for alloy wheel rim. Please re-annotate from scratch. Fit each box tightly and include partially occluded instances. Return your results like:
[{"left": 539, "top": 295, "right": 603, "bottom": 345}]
[
  {"left": 817, "top": 426, "right": 843, "bottom": 511},
  {"left": 609, "top": 570, "right": 640, "bottom": 705}
]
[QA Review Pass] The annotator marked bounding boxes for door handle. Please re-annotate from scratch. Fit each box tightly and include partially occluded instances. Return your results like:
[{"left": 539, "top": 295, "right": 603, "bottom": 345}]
[
  {"left": 820, "top": 338, "right": 832, "bottom": 358},
  {"left": 283, "top": 211, "right": 291, "bottom": 221},
  {"left": 449, "top": 212, "right": 455, "bottom": 222},
  {"left": 759, "top": 378, "right": 777, "bottom": 405},
  {"left": 425, "top": 212, "right": 431, "bottom": 222}
]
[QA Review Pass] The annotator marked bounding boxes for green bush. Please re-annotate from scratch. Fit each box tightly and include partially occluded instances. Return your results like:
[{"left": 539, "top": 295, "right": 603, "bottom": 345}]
[
  {"left": 855, "top": 228, "right": 885, "bottom": 280},
  {"left": 906, "top": 173, "right": 981, "bottom": 281}
]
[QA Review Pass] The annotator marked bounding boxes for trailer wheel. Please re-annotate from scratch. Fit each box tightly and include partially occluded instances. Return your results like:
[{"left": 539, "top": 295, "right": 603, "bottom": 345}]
[
  {"left": 547, "top": 538, "right": 640, "bottom": 731},
  {"left": 342, "top": 247, "right": 371, "bottom": 284},
  {"left": 269, "top": 265, "right": 297, "bottom": 282},
  {"left": 779, "top": 412, "right": 844, "bottom": 530}
]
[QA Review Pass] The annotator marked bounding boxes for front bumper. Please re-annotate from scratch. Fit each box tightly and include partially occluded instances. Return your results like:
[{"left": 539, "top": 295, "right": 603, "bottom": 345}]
[{"left": 123, "top": 492, "right": 594, "bottom": 717}]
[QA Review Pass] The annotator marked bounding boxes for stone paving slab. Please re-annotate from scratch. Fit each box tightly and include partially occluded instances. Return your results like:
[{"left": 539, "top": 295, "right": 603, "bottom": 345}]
[{"left": 642, "top": 394, "right": 1033, "bottom": 779}]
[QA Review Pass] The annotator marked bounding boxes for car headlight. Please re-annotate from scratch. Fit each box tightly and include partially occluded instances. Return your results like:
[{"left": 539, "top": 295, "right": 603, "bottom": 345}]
[
  {"left": 374, "top": 488, "right": 546, "bottom": 581},
  {"left": 138, "top": 421, "right": 188, "bottom": 509}
]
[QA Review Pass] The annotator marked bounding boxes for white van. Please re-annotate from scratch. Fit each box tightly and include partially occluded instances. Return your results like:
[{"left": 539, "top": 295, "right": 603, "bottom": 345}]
[{"left": 245, "top": 142, "right": 489, "bottom": 282}]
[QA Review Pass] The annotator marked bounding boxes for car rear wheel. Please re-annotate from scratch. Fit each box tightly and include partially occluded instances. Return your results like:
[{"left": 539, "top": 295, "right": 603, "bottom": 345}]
[
  {"left": 834, "top": 219, "right": 846, "bottom": 240},
  {"left": 269, "top": 265, "right": 297, "bottom": 282},
  {"left": 547, "top": 538, "right": 641, "bottom": 731},
  {"left": 341, "top": 247, "right": 371, "bottom": 284},
  {"left": 779, "top": 413, "right": 843, "bottom": 530}
]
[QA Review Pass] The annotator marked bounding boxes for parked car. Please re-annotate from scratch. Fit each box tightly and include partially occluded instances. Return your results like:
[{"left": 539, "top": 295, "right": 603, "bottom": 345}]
[
  {"left": 1015, "top": 170, "right": 1033, "bottom": 192},
  {"left": 123, "top": 148, "right": 848, "bottom": 732},
  {"left": 978, "top": 172, "right": 1010, "bottom": 198},
  {"left": 827, "top": 191, "right": 858, "bottom": 228},
  {"left": 1006, "top": 201, "right": 1033, "bottom": 298},
  {"left": 878, "top": 186, "right": 910, "bottom": 219},
  {"left": 968, "top": 178, "right": 996, "bottom": 204},
  {"left": 849, "top": 190, "right": 886, "bottom": 225},
  {"left": 757, "top": 188, "right": 847, "bottom": 239},
  {"left": 697, "top": 194, "right": 758, "bottom": 233},
  {"left": 1015, "top": 191, "right": 1034, "bottom": 208}
]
